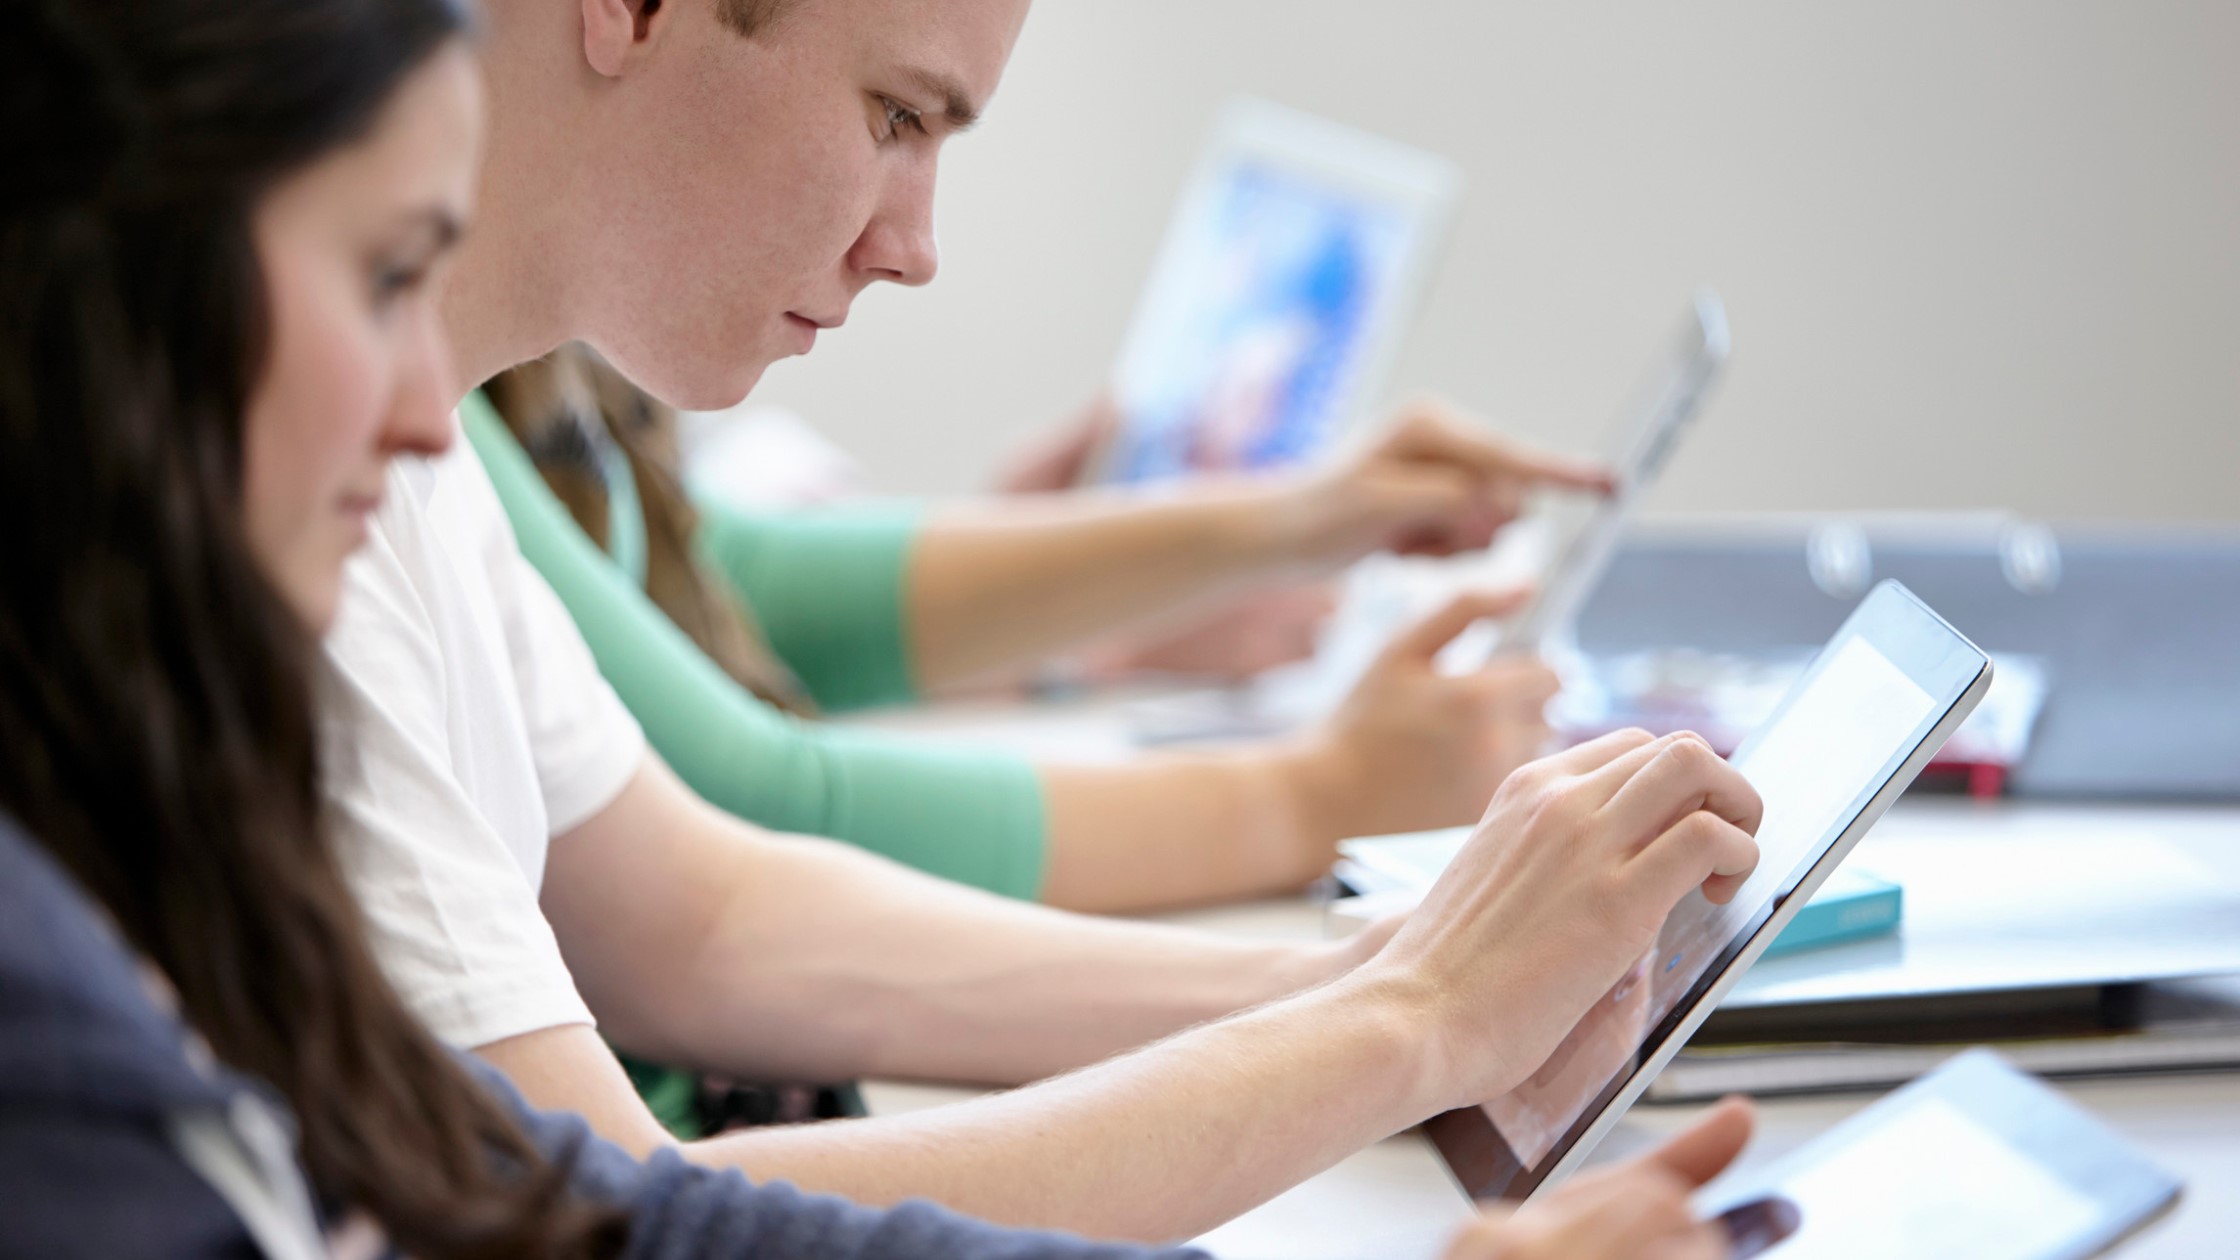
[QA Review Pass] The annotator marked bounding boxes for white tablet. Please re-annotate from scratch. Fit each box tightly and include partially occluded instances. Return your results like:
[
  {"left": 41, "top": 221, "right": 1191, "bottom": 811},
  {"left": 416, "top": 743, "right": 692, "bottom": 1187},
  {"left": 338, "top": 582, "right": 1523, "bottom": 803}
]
[
  {"left": 1429, "top": 580, "right": 1993, "bottom": 1200},
  {"left": 1098, "top": 97, "right": 1461, "bottom": 485},
  {"left": 1495, "top": 289, "right": 1730, "bottom": 653},
  {"left": 1701, "top": 1049, "right": 2182, "bottom": 1259}
]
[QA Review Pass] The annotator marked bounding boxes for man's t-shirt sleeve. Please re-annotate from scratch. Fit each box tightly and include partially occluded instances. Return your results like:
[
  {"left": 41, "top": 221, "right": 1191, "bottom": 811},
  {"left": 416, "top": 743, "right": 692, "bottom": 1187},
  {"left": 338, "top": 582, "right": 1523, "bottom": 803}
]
[
  {"left": 321, "top": 528, "right": 601, "bottom": 1050},
  {"left": 320, "top": 433, "right": 646, "bottom": 1051},
  {"left": 453, "top": 423, "right": 648, "bottom": 833}
]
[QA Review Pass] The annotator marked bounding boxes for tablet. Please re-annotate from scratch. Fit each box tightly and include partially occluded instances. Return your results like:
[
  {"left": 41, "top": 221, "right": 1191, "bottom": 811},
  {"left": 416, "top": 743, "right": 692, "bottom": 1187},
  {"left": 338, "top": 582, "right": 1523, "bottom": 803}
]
[
  {"left": 1494, "top": 289, "right": 1730, "bottom": 654},
  {"left": 1428, "top": 580, "right": 1992, "bottom": 1200},
  {"left": 1700, "top": 1049, "right": 2182, "bottom": 1259},
  {"left": 1098, "top": 97, "right": 1461, "bottom": 485}
]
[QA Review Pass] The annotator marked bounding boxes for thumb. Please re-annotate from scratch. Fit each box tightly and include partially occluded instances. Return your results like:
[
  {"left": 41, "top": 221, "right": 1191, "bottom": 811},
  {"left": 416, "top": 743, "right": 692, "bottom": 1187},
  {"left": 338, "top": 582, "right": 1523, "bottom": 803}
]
[
  {"left": 1386, "top": 587, "right": 1536, "bottom": 661},
  {"left": 1645, "top": 1096, "right": 1755, "bottom": 1189}
]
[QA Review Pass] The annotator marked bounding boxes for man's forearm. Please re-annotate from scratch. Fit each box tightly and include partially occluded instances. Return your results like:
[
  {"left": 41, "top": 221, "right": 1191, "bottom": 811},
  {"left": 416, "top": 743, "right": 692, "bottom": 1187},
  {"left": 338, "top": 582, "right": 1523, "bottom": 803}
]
[
  {"left": 679, "top": 834, "right": 1340, "bottom": 1084},
  {"left": 907, "top": 483, "right": 1299, "bottom": 689},
  {"left": 687, "top": 969, "right": 1440, "bottom": 1243},
  {"left": 553, "top": 773, "right": 1346, "bottom": 1087}
]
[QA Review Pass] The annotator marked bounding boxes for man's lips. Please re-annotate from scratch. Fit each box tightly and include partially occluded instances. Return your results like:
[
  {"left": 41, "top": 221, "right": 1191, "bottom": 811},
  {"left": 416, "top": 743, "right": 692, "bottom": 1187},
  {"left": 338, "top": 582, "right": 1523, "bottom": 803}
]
[{"left": 785, "top": 311, "right": 844, "bottom": 353}]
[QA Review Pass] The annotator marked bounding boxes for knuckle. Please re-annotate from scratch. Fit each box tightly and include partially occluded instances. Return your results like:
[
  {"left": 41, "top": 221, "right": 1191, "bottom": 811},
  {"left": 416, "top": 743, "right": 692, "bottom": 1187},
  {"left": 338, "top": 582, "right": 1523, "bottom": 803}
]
[
  {"left": 1676, "top": 811, "right": 1724, "bottom": 849},
  {"left": 1508, "top": 755, "right": 1556, "bottom": 790},
  {"left": 1522, "top": 781, "right": 1577, "bottom": 830}
]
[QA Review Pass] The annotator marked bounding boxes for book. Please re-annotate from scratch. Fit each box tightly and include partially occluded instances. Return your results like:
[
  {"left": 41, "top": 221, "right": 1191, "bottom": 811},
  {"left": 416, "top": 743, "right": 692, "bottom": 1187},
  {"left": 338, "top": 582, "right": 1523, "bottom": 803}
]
[
  {"left": 1646, "top": 977, "right": 2240, "bottom": 1102},
  {"left": 1329, "top": 830, "right": 1902, "bottom": 960}
]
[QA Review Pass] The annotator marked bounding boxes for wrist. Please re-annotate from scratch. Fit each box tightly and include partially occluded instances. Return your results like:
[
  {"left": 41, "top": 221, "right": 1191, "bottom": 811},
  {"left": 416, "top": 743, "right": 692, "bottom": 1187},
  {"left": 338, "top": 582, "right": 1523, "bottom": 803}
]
[
  {"left": 1273, "top": 731, "right": 1368, "bottom": 856},
  {"left": 1272, "top": 932, "right": 1371, "bottom": 1000},
  {"left": 1218, "top": 473, "right": 1325, "bottom": 574},
  {"left": 1312, "top": 961, "right": 1460, "bottom": 1125}
]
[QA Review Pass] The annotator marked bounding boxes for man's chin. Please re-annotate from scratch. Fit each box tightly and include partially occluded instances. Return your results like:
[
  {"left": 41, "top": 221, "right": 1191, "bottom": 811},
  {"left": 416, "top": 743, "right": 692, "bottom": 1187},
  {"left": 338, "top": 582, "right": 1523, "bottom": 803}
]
[
  {"left": 602, "top": 347, "right": 772, "bottom": 414},
  {"left": 682, "top": 367, "right": 770, "bottom": 413}
]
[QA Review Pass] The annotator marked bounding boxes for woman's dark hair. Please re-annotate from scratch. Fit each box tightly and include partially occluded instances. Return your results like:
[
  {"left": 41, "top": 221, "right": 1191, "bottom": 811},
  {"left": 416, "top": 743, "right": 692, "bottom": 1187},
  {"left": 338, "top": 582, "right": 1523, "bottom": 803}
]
[{"left": 0, "top": 1, "right": 623, "bottom": 1255}]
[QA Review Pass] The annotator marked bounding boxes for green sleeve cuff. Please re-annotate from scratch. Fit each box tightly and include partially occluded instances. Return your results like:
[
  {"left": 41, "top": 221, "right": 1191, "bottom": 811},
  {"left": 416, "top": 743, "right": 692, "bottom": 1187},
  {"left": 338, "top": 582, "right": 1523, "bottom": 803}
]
[
  {"left": 461, "top": 394, "right": 1048, "bottom": 900},
  {"left": 693, "top": 499, "right": 926, "bottom": 713}
]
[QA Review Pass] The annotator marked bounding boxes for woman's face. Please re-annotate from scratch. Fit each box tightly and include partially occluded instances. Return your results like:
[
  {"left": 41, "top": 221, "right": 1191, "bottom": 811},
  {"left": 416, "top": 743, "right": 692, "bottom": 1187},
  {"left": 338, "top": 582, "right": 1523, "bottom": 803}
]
[{"left": 242, "top": 45, "right": 483, "bottom": 631}]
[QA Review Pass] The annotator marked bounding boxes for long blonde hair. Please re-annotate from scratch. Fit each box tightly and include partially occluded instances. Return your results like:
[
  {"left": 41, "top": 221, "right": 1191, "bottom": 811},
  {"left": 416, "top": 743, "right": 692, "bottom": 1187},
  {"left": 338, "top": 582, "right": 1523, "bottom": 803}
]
[{"left": 485, "top": 345, "right": 818, "bottom": 715}]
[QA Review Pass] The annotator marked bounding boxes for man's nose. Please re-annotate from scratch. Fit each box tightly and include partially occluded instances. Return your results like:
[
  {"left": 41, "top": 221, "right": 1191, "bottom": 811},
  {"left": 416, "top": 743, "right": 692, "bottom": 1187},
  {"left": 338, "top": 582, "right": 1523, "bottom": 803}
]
[{"left": 850, "top": 173, "right": 941, "bottom": 288}]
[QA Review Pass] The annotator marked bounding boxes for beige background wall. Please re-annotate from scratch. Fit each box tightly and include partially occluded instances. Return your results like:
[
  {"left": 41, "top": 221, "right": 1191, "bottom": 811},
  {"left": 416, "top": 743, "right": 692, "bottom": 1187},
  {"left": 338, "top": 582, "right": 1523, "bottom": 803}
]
[{"left": 744, "top": 2, "right": 2240, "bottom": 521}]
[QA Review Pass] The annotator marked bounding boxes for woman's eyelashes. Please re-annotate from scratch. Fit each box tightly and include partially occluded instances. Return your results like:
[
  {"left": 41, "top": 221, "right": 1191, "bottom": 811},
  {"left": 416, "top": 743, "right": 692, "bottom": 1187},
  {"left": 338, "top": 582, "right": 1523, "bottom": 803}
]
[
  {"left": 367, "top": 213, "right": 464, "bottom": 311},
  {"left": 370, "top": 256, "right": 430, "bottom": 307}
]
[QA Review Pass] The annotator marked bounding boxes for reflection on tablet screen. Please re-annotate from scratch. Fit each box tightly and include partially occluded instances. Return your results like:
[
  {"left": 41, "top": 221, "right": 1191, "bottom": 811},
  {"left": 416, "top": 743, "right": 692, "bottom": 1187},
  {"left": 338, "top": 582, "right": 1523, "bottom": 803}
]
[{"left": 1482, "top": 636, "right": 1937, "bottom": 1166}]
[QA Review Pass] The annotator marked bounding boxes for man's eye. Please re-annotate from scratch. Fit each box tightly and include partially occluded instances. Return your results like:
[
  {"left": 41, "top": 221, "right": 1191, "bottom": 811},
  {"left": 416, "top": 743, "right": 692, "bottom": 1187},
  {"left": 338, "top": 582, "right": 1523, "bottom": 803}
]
[{"left": 879, "top": 96, "right": 926, "bottom": 139}]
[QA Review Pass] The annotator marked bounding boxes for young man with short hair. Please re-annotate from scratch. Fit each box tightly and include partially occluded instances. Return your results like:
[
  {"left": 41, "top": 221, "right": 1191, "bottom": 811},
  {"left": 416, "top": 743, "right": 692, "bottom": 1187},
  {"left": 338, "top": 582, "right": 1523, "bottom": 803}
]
[{"left": 321, "top": 0, "right": 1764, "bottom": 1242}]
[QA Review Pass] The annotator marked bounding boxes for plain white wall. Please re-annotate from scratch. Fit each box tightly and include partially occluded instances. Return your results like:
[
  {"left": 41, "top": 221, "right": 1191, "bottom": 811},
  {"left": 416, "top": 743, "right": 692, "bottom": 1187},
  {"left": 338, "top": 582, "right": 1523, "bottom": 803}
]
[{"left": 743, "top": 2, "right": 2240, "bottom": 522}]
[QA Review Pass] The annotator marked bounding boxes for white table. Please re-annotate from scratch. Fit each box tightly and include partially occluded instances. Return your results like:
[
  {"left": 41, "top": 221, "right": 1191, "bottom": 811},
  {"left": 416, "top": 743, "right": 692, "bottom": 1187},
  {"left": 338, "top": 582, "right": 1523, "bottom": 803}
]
[
  {"left": 851, "top": 798, "right": 2240, "bottom": 1246},
  {"left": 850, "top": 701, "right": 2240, "bottom": 1257}
]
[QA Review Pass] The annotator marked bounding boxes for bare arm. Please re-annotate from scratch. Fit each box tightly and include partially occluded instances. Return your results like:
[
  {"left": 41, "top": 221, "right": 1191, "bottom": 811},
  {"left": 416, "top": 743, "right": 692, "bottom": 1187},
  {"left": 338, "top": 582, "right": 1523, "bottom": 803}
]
[
  {"left": 540, "top": 757, "right": 1357, "bottom": 1089},
  {"left": 496, "top": 730, "right": 1761, "bottom": 1242},
  {"left": 1038, "top": 591, "right": 1562, "bottom": 914},
  {"left": 908, "top": 400, "right": 1609, "bottom": 690}
]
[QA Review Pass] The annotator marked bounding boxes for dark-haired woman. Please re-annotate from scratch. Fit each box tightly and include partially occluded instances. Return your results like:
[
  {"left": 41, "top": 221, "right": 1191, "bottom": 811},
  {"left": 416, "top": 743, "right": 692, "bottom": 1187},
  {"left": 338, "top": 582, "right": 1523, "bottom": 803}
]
[{"left": 0, "top": 0, "right": 1195, "bottom": 1255}]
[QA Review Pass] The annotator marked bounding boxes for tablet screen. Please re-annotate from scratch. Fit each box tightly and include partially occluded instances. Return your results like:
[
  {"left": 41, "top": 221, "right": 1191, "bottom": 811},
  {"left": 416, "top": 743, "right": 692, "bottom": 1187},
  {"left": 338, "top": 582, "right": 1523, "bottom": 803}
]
[
  {"left": 1107, "top": 164, "right": 1413, "bottom": 482},
  {"left": 1104, "top": 100, "right": 1458, "bottom": 485},
  {"left": 1754, "top": 1095, "right": 2101, "bottom": 1257},
  {"left": 1700, "top": 1049, "right": 2182, "bottom": 1260},
  {"left": 1431, "top": 583, "right": 1989, "bottom": 1197}
]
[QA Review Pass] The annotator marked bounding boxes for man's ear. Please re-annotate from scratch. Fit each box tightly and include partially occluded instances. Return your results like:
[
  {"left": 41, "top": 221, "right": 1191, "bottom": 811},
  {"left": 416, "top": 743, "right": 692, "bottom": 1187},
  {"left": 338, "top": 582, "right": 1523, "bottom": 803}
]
[{"left": 581, "top": 0, "right": 670, "bottom": 79}]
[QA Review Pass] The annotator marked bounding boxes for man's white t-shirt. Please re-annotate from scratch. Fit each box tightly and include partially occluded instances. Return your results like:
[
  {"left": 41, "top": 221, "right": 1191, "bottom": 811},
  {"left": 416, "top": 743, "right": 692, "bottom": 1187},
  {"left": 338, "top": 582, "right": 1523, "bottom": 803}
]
[{"left": 321, "top": 428, "right": 645, "bottom": 1049}]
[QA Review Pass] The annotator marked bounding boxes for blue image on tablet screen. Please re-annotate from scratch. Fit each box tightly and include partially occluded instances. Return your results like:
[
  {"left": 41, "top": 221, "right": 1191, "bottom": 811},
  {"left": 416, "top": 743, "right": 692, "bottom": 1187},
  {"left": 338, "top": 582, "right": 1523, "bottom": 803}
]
[{"left": 1110, "top": 163, "right": 1408, "bottom": 483}]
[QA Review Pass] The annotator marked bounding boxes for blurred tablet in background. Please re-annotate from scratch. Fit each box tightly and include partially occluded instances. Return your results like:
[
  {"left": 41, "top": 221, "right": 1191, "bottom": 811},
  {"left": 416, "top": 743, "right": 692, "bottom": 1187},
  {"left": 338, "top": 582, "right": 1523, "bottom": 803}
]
[
  {"left": 1098, "top": 97, "right": 1461, "bottom": 484},
  {"left": 1699, "top": 1049, "right": 2182, "bottom": 1259},
  {"left": 1494, "top": 288, "right": 1729, "bottom": 655}
]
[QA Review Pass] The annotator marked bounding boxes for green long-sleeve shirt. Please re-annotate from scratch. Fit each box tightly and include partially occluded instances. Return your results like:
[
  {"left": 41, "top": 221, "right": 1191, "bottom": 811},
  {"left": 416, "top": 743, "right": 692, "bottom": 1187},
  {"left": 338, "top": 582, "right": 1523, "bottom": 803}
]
[{"left": 461, "top": 393, "right": 1048, "bottom": 901}]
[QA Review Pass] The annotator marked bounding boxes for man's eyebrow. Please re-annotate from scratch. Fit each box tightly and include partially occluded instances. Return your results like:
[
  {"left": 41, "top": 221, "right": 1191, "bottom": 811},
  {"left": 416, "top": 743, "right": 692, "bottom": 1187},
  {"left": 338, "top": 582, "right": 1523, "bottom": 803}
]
[{"left": 896, "top": 64, "right": 982, "bottom": 131}]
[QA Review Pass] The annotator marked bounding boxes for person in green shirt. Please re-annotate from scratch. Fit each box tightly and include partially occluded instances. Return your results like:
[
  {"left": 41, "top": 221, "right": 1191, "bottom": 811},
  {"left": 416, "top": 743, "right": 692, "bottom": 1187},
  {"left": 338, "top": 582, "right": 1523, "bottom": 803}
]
[{"left": 474, "top": 346, "right": 1600, "bottom": 917}]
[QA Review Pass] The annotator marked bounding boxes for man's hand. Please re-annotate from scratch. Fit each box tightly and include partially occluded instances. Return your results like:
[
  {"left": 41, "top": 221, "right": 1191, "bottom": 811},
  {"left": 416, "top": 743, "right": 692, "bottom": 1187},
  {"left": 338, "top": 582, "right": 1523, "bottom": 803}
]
[
  {"left": 1286, "top": 589, "right": 1561, "bottom": 849},
  {"left": 1441, "top": 1099, "right": 1761, "bottom": 1260},
  {"left": 990, "top": 392, "right": 1121, "bottom": 494},
  {"left": 1277, "top": 396, "right": 1612, "bottom": 568},
  {"left": 1366, "top": 728, "right": 1763, "bottom": 1110}
]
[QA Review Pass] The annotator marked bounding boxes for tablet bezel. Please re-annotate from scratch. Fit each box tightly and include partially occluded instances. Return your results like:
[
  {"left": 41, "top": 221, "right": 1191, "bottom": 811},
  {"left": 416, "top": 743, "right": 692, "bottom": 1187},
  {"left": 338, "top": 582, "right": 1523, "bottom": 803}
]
[
  {"left": 1429, "top": 581, "right": 1994, "bottom": 1201},
  {"left": 1496, "top": 289, "right": 1730, "bottom": 653},
  {"left": 1696, "top": 1048, "right": 2183, "bottom": 1260},
  {"left": 1097, "top": 96, "right": 1462, "bottom": 485}
]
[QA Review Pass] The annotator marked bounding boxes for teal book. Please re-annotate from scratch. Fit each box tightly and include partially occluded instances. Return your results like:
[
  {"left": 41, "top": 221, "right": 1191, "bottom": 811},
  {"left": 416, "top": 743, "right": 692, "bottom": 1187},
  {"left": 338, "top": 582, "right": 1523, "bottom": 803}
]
[
  {"left": 1334, "top": 829, "right": 1903, "bottom": 959},
  {"left": 1763, "top": 867, "right": 1904, "bottom": 959}
]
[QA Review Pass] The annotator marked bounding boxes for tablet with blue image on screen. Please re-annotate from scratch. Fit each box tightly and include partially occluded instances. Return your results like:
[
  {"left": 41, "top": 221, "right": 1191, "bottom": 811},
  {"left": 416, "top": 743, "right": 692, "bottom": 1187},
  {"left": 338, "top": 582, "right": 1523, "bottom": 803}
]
[
  {"left": 1429, "top": 580, "right": 1994, "bottom": 1201},
  {"left": 1097, "top": 97, "right": 1460, "bottom": 485}
]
